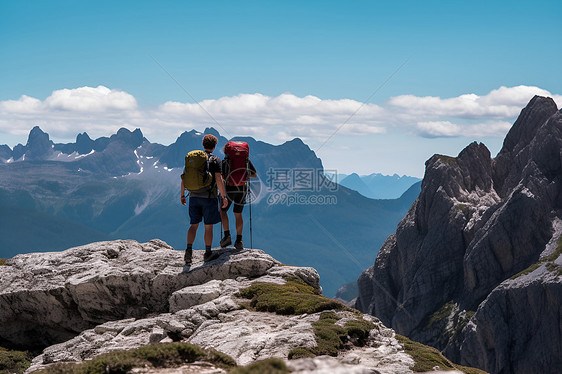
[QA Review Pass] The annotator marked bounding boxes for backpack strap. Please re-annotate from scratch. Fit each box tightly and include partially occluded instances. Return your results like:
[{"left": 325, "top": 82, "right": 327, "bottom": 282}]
[{"left": 206, "top": 153, "right": 218, "bottom": 198}]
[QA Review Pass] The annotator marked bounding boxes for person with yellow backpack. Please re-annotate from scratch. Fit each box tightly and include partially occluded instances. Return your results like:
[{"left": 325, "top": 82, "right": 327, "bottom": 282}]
[{"left": 180, "top": 134, "right": 228, "bottom": 264}]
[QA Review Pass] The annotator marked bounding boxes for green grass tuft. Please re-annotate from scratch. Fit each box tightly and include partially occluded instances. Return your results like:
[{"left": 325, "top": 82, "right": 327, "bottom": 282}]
[
  {"left": 454, "top": 204, "right": 468, "bottom": 212},
  {"left": 34, "top": 342, "right": 236, "bottom": 374},
  {"left": 510, "top": 262, "right": 541, "bottom": 279},
  {"left": 0, "top": 347, "right": 33, "bottom": 374},
  {"left": 287, "top": 347, "right": 316, "bottom": 359},
  {"left": 396, "top": 334, "right": 487, "bottom": 374},
  {"left": 544, "top": 236, "right": 562, "bottom": 262},
  {"left": 511, "top": 235, "right": 562, "bottom": 279},
  {"left": 310, "top": 313, "right": 347, "bottom": 356},
  {"left": 344, "top": 318, "right": 376, "bottom": 346},
  {"left": 239, "top": 279, "right": 347, "bottom": 315},
  {"left": 207, "top": 348, "right": 238, "bottom": 368},
  {"left": 0, "top": 259, "right": 6, "bottom": 266},
  {"left": 289, "top": 312, "right": 376, "bottom": 359},
  {"left": 229, "top": 358, "right": 289, "bottom": 374},
  {"left": 424, "top": 301, "right": 455, "bottom": 330}
]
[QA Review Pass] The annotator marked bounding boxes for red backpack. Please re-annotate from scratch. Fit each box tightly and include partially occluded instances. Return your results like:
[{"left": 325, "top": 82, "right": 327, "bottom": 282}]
[{"left": 223, "top": 141, "right": 249, "bottom": 186}]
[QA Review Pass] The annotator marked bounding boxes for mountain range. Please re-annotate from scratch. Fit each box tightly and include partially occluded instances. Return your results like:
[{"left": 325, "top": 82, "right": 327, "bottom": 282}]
[
  {"left": 0, "top": 126, "right": 419, "bottom": 297},
  {"left": 356, "top": 96, "right": 562, "bottom": 374},
  {"left": 338, "top": 173, "right": 421, "bottom": 199}
]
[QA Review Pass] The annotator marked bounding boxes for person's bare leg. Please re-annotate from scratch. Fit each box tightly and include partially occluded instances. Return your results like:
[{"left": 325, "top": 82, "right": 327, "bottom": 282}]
[
  {"left": 204, "top": 224, "right": 213, "bottom": 247},
  {"left": 185, "top": 223, "right": 199, "bottom": 264},
  {"left": 234, "top": 212, "right": 244, "bottom": 249},
  {"left": 220, "top": 210, "right": 230, "bottom": 231},
  {"left": 187, "top": 223, "right": 199, "bottom": 245},
  {"left": 234, "top": 212, "right": 244, "bottom": 236}
]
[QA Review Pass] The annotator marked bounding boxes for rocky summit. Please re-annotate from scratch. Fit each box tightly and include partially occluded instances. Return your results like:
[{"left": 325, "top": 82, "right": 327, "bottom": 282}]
[
  {"left": 0, "top": 239, "right": 481, "bottom": 374},
  {"left": 356, "top": 96, "right": 562, "bottom": 374}
]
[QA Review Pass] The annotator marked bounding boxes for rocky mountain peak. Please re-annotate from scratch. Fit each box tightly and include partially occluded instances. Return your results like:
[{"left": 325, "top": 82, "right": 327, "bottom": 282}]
[
  {"left": 75, "top": 132, "right": 95, "bottom": 154},
  {"left": 24, "top": 126, "right": 54, "bottom": 160},
  {"left": 498, "top": 95, "right": 557, "bottom": 155},
  {"left": 0, "top": 144, "right": 11, "bottom": 160},
  {"left": 203, "top": 127, "right": 221, "bottom": 137},
  {"left": 109, "top": 128, "right": 145, "bottom": 149},
  {"left": 356, "top": 96, "right": 562, "bottom": 374},
  {"left": 493, "top": 95, "right": 559, "bottom": 196}
]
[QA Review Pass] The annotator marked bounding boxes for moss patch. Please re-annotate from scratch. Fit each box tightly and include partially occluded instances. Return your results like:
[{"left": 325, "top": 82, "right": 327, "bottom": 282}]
[
  {"left": 0, "top": 259, "right": 6, "bottom": 266},
  {"left": 241, "top": 278, "right": 376, "bottom": 360},
  {"left": 545, "top": 262, "right": 562, "bottom": 276},
  {"left": 396, "top": 335, "right": 486, "bottom": 374},
  {"left": 229, "top": 358, "right": 289, "bottom": 374},
  {"left": 0, "top": 347, "right": 33, "bottom": 374},
  {"left": 289, "top": 312, "right": 376, "bottom": 359},
  {"left": 438, "top": 155, "right": 457, "bottom": 165},
  {"left": 454, "top": 204, "right": 468, "bottom": 212},
  {"left": 425, "top": 301, "right": 455, "bottom": 330},
  {"left": 545, "top": 236, "right": 562, "bottom": 262},
  {"left": 345, "top": 318, "right": 376, "bottom": 346},
  {"left": 510, "top": 263, "right": 541, "bottom": 279},
  {"left": 239, "top": 279, "right": 347, "bottom": 315},
  {"left": 34, "top": 342, "right": 236, "bottom": 374},
  {"left": 511, "top": 235, "right": 562, "bottom": 279}
]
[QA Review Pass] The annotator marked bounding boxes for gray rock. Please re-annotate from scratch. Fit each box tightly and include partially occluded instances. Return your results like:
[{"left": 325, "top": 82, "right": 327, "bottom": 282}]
[
  {"left": 356, "top": 96, "right": 562, "bottom": 374},
  {"left": 0, "top": 240, "right": 277, "bottom": 347},
  {"left": 1, "top": 238, "right": 475, "bottom": 374}
]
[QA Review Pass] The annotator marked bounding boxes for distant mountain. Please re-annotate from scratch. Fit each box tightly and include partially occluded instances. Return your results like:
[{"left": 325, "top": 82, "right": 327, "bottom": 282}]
[
  {"left": 356, "top": 96, "right": 562, "bottom": 374},
  {"left": 339, "top": 173, "right": 421, "bottom": 199},
  {"left": 0, "top": 145, "right": 11, "bottom": 161},
  {"left": 0, "top": 127, "right": 419, "bottom": 297}
]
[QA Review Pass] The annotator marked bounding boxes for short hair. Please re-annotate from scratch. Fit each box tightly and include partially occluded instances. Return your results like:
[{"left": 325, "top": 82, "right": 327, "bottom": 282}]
[{"left": 202, "top": 134, "right": 218, "bottom": 150}]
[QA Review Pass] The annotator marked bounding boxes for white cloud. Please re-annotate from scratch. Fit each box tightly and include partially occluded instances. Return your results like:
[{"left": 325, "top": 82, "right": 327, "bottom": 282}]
[
  {"left": 388, "top": 85, "right": 560, "bottom": 120},
  {"left": 44, "top": 86, "right": 137, "bottom": 112},
  {"left": 0, "top": 85, "right": 559, "bottom": 146},
  {"left": 1, "top": 86, "right": 137, "bottom": 115},
  {"left": 417, "top": 121, "right": 462, "bottom": 138},
  {"left": 416, "top": 120, "right": 512, "bottom": 138},
  {"left": 0, "top": 95, "right": 42, "bottom": 113}
]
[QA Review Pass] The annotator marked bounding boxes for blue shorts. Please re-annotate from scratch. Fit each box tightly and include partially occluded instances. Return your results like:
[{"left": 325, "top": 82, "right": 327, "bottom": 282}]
[{"left": 189, "top": 196, "right": 221, "bottom": 225}]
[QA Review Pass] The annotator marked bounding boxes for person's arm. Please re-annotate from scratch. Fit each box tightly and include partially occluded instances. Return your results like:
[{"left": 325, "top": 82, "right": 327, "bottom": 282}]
[
  {"left": 215, "top": 172, "right": 228, "bottom": 208},
  {"left": 180, "top": 180, "right": 186, "bottom": 206}
]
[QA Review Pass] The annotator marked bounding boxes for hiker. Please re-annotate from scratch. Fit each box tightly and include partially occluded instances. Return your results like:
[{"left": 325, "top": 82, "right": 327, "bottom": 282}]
[
  {"left": 180, "top": 134, "right": 228, "bottom": 264},
  {"left": 219, "top": 141, "right": 257, "bottom": 250}
]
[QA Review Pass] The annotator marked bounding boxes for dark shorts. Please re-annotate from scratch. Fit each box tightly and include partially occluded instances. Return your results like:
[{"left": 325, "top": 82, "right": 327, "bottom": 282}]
[
  {"left": 189, "top": 196, "right": 221, "bottom": 225},
  {"left": 222, "top": 184, "right": 248, "bottom": 214}
]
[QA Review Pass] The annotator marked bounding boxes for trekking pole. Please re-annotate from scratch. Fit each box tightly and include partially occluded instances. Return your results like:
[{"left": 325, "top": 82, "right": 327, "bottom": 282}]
[{"left": 248, "top": 181, "right": 253, "bottom": 249}]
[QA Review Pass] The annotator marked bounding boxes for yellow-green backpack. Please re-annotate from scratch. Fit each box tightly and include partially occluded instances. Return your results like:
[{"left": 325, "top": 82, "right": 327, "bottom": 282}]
[{"left": 182, "top": 150, "right": 212, "bottom": 191}]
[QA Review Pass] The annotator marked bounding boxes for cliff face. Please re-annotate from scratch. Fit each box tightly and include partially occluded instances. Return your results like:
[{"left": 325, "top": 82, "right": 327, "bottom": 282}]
[{"left": 356, "top": 96, "right": 562, "bottom": 374}]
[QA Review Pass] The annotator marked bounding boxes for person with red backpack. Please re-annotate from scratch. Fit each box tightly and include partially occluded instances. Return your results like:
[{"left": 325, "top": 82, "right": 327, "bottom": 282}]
[
  {"left": 180, "top": 134, "right": 228, "bottom": 264},
  {"left": 220, "top": 141, "right": 257, "bottom": 250}
]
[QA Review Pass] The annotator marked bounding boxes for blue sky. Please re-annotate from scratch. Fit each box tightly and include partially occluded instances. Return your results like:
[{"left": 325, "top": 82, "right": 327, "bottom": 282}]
[{"left": 1, "top": 0, "right": 561, "bottom": 176}]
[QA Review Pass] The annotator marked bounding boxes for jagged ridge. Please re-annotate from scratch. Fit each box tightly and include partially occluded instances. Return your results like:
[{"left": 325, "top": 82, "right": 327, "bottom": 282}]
[{"left": 356, "top": 96, "right": 562, "bottom": 374}]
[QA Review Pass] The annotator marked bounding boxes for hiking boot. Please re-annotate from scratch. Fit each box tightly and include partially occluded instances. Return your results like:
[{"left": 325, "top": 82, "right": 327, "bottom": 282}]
[
  {"left": 234, "top": 240, "right": 243, "bottom": 250},
  {"left": 220, "top": 235, "right": 232, "bottom": 248},
  {"left": 204, "top": 249, "right": 217, "bottom": 262},
  {"left": 184, "top": 248, "right": 192, "bottom": 264}
]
